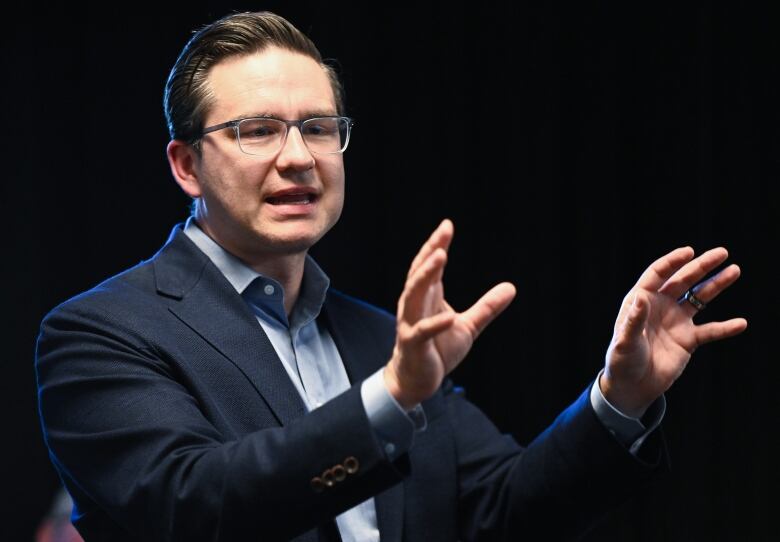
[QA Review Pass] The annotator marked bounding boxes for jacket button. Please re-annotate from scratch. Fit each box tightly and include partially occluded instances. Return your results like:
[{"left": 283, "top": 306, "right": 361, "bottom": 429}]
[
  {"left": 344, "top": 456, "right": 359, "bottom": 474},
  {"left": 311, "top": 477, "right": 326, "bottom": 493},
  {"left": 321, "top": 469, "right": 335, "bottom": 487},
  {"left": 332, "top": 464, "right": 346, "bottom": 482}
]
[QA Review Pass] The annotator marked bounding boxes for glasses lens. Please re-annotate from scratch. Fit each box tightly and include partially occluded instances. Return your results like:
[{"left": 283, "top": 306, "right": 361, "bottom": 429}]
[
  {"left": 237, "top": 118, "right": 285, "bottom": 156},
  {"left": 302, "top": 117, "right": 351, "bottom": 154}
]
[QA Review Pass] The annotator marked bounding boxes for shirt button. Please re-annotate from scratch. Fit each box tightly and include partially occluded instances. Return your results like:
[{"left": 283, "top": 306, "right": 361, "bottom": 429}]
[
  {"left": 263, "top": 284, "right": 275, "bottom": 295},
  {"left": 384, "top": 442, "right": 396, "bottom": 456}
]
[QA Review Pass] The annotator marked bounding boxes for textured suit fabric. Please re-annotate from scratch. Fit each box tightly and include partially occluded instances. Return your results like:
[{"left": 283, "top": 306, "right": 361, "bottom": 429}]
[{"left": 36, "top": 225, "right": 666, "bottom": 541}]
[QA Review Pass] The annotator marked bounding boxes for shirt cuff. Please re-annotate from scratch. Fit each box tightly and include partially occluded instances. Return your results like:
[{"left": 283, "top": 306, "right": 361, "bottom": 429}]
[
  {"left": 589, "top": 370, "right": 666, "bottom": 455},
  {"left": 360, "top": 369, "right": 427, "bottom": 461}
]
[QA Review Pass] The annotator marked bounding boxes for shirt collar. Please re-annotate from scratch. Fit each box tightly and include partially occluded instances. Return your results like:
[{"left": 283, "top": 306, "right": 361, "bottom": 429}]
[{"left": 182, "top": 217, "right": 330, "bottom": 331}]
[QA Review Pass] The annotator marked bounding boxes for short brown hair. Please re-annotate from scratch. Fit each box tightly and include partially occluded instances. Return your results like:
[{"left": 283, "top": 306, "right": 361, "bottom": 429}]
[{"left": 163, "top": 11, "right": 344, "bottom": 145}]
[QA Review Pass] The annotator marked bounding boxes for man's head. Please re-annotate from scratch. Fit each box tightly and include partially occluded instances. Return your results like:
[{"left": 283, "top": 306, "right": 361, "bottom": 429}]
[
  {"left": 165, "top": 12, "right": 349, "bottom": 264},
  {"left": 164, "top": 11, "right": 343, "bottom": 146}
]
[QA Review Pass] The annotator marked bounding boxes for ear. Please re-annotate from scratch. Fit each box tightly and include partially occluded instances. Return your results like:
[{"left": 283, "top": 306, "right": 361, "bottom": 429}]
[{"left": 167, "top": 140, "right": 203, "bottom": 198}]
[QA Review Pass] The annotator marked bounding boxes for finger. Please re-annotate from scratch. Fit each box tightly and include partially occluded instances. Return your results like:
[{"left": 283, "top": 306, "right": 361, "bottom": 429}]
[
  {"left": 635, "top": 247, "right": 695, "bottom": 291},
  {"left": 658, "top": 247, "right": 729, "bottom": 300},
  {"left": 694, "top": 317, "right": 748, "bottom": 346},
  {"left": 399, "top": 248, "right": 447, "bottom": 322},
  {"left": 678, "top": 264, "right": 741, "bottom": 317},
  {"left": 401, "top": 311, "right": 457, "bottom": 345},
  {"left": 408, "top": 219, "right": 454, "bottom": 279},
  {"left": 612, "top": 291, "right": 650, "bottom": 352},
  {"left": 423, "top": 280, "right": 444, "bottom": 318},
  {"left": 459, "top": 282, "right": 516, "bottom": 338}
]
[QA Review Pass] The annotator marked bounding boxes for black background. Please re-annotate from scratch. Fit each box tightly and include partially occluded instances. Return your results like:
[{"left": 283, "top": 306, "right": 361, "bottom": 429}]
[{"left": 2, "top": 3, "right": 778, "bottom": 540}]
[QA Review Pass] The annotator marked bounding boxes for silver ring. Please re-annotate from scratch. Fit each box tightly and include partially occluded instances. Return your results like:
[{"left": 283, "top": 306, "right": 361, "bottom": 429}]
[{"left": 682, "top": 289, "right": 706, "bottom": 311}]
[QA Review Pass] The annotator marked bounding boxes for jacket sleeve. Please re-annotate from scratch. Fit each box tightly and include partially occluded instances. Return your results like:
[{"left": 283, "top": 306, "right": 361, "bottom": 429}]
[
  {"left": 36, "top": 299, "right": 405, "bottom": 542},
  {"left": 447, "top": 381, "right": 667, "bottom": 541}
]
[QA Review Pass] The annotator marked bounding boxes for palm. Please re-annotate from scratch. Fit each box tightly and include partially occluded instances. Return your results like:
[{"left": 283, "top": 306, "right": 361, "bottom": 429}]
[
  {"left": 612, "top": 291, "right": 692, "bottom": 384},
  {"left": 403, "top": 312, "right": 476, "bottom": 394},
  {"left": 433, "top": 316, "right": 477, "bottom": 371},
  {"left": 603, "top": 246, "right": 746, "bottom": 416}
]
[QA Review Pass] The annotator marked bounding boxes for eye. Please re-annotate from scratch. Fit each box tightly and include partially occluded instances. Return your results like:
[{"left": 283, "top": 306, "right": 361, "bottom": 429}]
[
  {"left": 239, "top": 119, "right": 283, "bottom": 140},
  {"left": 302, "top": 118, "right": 338, "bottom": 137}
]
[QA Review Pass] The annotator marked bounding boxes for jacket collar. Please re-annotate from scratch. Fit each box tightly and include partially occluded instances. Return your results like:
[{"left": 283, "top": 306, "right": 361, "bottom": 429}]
[{"left": 153, "top": 224, "right": 307, "bottom": 424}]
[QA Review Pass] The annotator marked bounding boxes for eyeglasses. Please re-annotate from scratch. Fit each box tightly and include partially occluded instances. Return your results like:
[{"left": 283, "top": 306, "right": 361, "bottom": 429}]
[{"left": 198, "top": 116, "right": 354, "bottom": 156}]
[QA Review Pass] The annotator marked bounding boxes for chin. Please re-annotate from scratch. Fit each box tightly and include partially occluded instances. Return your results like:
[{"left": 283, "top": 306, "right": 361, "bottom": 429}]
[
  {"left": 255, "top": 227, "right": 329, "bottom": 255},
  {"left": 241, "top": 210, "right": 341, "bottom": 255},
  {"left": 268, "top": 238, "right": 320, "bottom": 255}
]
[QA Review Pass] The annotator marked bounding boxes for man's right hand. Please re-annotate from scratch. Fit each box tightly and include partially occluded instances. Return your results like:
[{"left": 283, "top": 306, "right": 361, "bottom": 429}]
[{"left": 383, "top": 219, "right": 517, "bottom": 410}]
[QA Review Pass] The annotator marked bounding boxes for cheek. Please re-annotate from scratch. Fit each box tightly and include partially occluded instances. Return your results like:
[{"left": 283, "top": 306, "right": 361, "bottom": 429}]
[
  {"left": 203, "top": 159, "right": 271, "bottom": 206},
  {"left": 328, "top": 184, "right": 345, "bottom": 220},
  {"left": 324, "top": 167, "right": 345, "bottom": 211},
  {"left": 314, "top": 159, "right": 344, "bottom": 225},
  {"left": 321, "top": 158, "right": 345, "bottom": 190}
]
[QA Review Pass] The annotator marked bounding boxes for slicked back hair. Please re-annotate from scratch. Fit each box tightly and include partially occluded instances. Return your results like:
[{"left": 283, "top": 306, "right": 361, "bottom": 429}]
[{"left": 163, "top": 11, "right": 344, "bottom": 148}]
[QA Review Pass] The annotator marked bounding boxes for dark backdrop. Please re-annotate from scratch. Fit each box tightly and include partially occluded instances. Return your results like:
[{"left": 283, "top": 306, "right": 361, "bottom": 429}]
[{"left": 3, "top": 3, "right": 777, "bottom": 540}]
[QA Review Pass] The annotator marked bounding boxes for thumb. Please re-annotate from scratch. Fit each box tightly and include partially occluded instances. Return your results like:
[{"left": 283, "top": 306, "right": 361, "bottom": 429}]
[{"left": 461, "top": 282, "right": 516, "bottom": 339}]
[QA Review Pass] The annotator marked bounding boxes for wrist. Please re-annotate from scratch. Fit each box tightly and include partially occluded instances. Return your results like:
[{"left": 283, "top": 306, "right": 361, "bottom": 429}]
[
  {"left": 599, "top": 371, "right": 649, "bottom": 419},
  {"left": 383, "top": 364, "right": 417, "bottom": 411}
]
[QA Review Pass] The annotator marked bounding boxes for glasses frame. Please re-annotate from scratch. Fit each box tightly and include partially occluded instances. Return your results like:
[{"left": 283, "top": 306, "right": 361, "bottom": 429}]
[{"left": 196, "top": 115, "right": 354, "bottom": 156}]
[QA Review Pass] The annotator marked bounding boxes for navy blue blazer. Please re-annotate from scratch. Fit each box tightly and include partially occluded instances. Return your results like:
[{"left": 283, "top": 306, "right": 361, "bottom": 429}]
[{"left": 36, "top": 225, "right": 665, "bottom": 541}]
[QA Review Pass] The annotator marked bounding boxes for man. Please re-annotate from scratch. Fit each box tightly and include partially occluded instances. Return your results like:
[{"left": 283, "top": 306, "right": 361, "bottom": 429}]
[{"left": 36, "top": 11, "right": 746, "bottom": 542}]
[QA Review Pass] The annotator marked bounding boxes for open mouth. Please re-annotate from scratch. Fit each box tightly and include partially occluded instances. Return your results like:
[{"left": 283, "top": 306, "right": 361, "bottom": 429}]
[{"left": 266, "top": 191, "right": 318, "bottom": 205}]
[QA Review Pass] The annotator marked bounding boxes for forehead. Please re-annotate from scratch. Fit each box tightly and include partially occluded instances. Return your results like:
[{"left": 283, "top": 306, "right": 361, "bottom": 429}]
[{"left": 205, "top": 47, "right": 336, "bottom": 121}]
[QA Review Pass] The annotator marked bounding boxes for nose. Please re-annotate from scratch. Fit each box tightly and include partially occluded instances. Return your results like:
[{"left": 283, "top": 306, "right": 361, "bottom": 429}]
[{"left": 275, "top": 126, "right": 315, "bottom": 172}]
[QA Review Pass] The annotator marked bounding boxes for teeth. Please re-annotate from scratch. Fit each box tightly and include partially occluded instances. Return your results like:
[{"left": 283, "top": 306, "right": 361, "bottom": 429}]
[{"left": 268, "top": 194, "right": 313, "bottom": 205}]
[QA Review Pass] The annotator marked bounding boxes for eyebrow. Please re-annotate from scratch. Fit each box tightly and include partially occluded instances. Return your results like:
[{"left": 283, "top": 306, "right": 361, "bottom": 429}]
[{"left": 238, "top": 110, "right": 339, "bottom": 120}]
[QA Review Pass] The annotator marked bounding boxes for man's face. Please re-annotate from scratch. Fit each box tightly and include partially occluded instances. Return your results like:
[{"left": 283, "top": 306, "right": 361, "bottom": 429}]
[{"left": 192, "top": 47, "right": 345, "bottom": 261}]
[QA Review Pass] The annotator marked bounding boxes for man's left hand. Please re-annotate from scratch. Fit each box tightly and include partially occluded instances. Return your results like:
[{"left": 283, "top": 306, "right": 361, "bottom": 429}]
[{"left": 601, "top": 246, "right": 747, "bottom": 418}]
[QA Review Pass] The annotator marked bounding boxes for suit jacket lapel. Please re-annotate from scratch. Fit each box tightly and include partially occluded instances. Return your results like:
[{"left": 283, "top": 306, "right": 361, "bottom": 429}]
[
  {"left": 152, "top": 227, "right": 307, "bottom": 426},
  {"left": 154, "top": 228, "right": 404, "bottom": 540},
  {"left": 323, "top": 293, "right": 405, "bottom": 542}
]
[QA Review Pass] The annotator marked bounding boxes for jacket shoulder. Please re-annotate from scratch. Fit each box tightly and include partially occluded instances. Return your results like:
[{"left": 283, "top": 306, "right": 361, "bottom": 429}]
[{"left": 41, "top": 224, "right": 206, "bottom": 325}]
